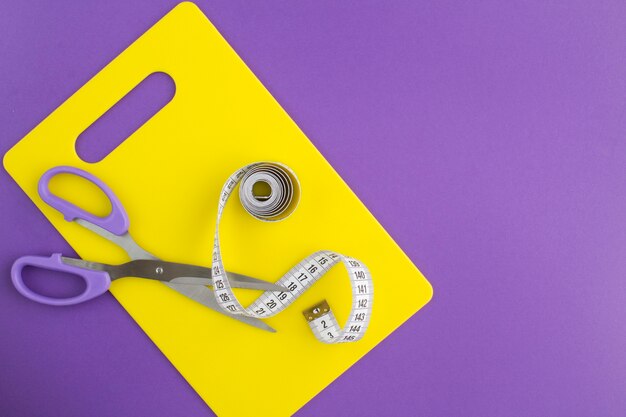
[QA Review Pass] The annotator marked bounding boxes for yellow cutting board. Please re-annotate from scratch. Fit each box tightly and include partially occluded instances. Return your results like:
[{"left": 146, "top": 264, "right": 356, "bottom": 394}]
[{"left": 3, "top": 3, "right": 433, "bottom": 416}]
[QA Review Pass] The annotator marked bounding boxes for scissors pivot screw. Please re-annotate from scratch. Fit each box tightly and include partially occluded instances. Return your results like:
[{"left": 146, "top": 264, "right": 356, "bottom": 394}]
[{"left": 155, "top": 267, "right": 164, "bottom": 275}]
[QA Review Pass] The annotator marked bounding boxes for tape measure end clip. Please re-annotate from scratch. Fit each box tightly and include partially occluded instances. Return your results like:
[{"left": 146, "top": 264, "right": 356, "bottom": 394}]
[{"left": 303, "top": 300, "right": 331, "bottom": 322}]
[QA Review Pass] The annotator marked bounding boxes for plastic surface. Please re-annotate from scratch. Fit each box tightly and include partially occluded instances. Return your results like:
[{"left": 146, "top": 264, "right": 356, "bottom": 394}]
[
  {"left": 38, "top": 166, "right": 129, "bottom": 236},
  {"left": 11, "top": 253, "right": 111, "bottom": 306},
  {"left": 3, "top": 3, "right": 432, "bottom": 416}
]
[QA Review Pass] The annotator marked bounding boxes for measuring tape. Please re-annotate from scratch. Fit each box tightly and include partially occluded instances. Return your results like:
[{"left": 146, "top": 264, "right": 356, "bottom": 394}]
[{"left": 211, "top": 162, "right": 373, "bottom": 343}]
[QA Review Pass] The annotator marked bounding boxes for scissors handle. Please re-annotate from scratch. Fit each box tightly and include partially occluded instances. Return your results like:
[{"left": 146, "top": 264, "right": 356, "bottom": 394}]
[
  {"left": 11, "top": 254, "right": 111, "bottom": 306},
  {"left": 38, "top": 166, "right": 129, "bottom": 236}
]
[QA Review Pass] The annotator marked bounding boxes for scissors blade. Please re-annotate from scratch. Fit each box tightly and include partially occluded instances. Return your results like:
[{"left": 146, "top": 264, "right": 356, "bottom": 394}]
[
  {"left": 110, "top": 259, "right": 287, "bottom": 292},
  {"left": 61, "top": 257, "right": 275, "bottom": 332},
  {"left": 165, "top": 283, "right": 276, "bottom": 332}
]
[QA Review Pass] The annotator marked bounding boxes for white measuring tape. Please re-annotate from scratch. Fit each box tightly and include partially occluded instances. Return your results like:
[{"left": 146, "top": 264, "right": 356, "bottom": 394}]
[{"left": 210, "top": 162, "right": 373, "bottom": 343}]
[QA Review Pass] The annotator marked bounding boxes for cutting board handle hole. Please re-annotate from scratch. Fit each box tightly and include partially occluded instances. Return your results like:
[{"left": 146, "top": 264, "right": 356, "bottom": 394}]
[{"left": 75, "top": 72, "right": 176, "bottom": 163}]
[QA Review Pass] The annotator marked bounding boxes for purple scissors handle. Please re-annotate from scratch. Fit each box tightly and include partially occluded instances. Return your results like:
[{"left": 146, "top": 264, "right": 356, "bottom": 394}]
[
  {"left": 38, "top": 166, "right": 129, "bottom": 236},
  {"left": 11, "top": 254, "right": 111, "bottom": 306}
]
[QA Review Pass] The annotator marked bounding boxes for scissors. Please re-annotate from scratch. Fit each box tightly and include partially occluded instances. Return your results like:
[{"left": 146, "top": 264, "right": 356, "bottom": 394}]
[{"left": 11, "top": 166, "right": 286, "bottom": 332}]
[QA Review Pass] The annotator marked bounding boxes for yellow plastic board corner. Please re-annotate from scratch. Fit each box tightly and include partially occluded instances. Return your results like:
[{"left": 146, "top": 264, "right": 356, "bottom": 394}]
[{"left": 3, "top": 3, "right": 433, "bottom": 416}]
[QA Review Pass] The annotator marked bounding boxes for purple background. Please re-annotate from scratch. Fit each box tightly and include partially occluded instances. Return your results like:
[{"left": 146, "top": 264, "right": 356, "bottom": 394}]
[{"left": 2, "top": 1, "right": 626, "bottom": 416}]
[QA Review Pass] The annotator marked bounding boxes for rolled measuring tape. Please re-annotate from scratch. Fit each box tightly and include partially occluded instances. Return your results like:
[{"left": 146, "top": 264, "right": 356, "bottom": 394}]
[{"left": 211, "top": 162, "right": 374, "bottom": 343}]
